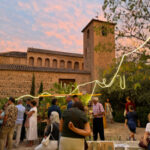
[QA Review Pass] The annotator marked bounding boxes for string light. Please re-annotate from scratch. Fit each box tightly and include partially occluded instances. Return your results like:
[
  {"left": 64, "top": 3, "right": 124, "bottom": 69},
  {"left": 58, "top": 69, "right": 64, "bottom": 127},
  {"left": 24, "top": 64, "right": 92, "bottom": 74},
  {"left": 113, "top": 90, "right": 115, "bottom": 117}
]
[{"left": 16, "top": 36, "right": 150, "bottom": 101}]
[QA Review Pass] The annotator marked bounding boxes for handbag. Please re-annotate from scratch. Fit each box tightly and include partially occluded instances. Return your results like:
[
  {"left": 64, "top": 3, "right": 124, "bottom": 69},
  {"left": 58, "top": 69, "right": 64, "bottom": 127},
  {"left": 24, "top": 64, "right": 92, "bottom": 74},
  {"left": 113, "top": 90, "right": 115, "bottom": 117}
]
[
  {"left": 139, "top": 137, "right": 150, "bottom": 149},
  {"left": 124, "top": 110, "right": 127, "bottom": 117},
  {"left": 41, "top": 124, "right": 53, "bottom": 146},
  {"left": 35, "top": 124, "right": 58, "bottom": 150},
  {"left": 41, "top": 124, "right": 58, "bottom": 150}
]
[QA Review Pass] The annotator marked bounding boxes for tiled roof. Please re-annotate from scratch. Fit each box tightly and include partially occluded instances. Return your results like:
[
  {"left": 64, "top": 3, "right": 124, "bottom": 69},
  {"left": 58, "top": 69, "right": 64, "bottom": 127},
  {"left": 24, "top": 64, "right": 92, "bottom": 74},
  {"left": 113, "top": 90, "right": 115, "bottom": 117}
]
[
  {"left": 0, "top": 64, "right": 90, "bottom": 74},
  {"left": 0, "top": 51, "right": 27, "bottom": 58},
  {"left": 81, "top": 19, "right": 116, "bottom": 32},
  {"left": 28, "top": 48, "right": 83, "bottom": 58}
]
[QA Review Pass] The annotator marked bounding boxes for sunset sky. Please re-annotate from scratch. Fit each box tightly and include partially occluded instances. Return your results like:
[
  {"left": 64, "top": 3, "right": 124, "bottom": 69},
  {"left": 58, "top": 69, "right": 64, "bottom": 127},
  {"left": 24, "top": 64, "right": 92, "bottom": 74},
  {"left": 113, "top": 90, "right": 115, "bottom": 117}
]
[{"left": 0, "top": 0, "right": 105, "bottom": 53}]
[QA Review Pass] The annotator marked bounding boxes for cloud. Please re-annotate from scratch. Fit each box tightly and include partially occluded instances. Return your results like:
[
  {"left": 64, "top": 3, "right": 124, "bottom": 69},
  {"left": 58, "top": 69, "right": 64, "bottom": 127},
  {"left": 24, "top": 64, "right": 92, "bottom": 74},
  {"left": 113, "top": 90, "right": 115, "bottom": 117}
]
[{"left": 0, "top": 0, "right": 105, "bottom": 53}]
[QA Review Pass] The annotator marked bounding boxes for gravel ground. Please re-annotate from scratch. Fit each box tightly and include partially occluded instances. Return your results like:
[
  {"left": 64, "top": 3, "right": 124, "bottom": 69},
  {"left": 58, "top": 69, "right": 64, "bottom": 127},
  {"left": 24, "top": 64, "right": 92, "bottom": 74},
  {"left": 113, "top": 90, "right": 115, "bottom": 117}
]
[{"left": 11, "top": 122, "right": 145, "bottom": 150}]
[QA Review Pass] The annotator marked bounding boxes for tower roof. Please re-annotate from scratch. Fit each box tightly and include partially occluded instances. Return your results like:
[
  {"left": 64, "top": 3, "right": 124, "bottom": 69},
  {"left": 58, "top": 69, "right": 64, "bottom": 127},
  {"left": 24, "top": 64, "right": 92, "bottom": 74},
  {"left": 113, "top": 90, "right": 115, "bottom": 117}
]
[{"left": 81, "top": 19, "right": 116, "bottom": 32}]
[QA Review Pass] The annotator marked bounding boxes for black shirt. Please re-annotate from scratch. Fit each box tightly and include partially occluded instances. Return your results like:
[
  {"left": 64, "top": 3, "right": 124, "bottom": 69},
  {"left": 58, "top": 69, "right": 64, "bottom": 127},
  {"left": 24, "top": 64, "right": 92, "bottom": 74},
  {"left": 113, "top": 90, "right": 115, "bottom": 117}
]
[
  {"left": 45, "top": 122, "right": 59, "bottom": 140},
  {"left": 62, "top": 107, "right": 88, "bottom": 138}
]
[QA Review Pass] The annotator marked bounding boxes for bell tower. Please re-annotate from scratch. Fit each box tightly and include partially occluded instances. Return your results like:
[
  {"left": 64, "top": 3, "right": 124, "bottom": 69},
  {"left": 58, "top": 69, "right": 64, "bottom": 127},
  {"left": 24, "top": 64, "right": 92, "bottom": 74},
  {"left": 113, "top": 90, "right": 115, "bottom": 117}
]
[{"left": 82, "top": 19, "right": 116, "bottom": 81}]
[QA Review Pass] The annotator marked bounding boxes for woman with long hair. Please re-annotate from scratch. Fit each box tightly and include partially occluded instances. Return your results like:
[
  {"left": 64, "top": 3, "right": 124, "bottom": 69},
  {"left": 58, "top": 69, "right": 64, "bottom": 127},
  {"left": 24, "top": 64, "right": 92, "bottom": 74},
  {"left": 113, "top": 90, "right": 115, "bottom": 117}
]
[
  {"left": 45, "top": 111, "right": 60, "bottom": 141},
  {"left": 35, "top": 111, "right": 59, "bottom": 150}
]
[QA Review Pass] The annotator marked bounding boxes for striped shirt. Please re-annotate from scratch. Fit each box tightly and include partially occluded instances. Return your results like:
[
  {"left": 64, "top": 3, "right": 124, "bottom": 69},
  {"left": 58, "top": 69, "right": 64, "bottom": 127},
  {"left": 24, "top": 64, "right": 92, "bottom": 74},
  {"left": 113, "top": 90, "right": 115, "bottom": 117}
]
[{"left": 93, "top": 102, "right": 104, "bottom": 118}]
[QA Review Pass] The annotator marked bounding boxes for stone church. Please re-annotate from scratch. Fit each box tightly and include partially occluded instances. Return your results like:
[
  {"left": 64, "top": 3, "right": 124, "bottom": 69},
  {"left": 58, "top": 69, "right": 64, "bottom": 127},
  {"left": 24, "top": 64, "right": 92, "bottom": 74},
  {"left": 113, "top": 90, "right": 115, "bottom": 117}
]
[{"left": 0, "top": 19, "right": 115, "bottom": 98}]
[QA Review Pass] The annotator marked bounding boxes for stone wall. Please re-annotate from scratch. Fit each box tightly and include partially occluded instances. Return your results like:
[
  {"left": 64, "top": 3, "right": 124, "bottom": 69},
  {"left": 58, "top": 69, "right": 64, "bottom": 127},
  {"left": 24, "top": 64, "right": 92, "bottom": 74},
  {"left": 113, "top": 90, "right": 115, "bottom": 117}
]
[
  {"left": 27, "top": 51, "right": 84, "bottom": 70},
  {"left": 93, "top": 21, "right": 115, "bottom": 80},
  {"left": 0, "top": 70, "right": 91, "bottom": 98},
  {"left": 83, "top": 20, "right": 115, "bottom": 81},
  {"left": 0, "top": 56, "right": 27, "bottom": 65}
]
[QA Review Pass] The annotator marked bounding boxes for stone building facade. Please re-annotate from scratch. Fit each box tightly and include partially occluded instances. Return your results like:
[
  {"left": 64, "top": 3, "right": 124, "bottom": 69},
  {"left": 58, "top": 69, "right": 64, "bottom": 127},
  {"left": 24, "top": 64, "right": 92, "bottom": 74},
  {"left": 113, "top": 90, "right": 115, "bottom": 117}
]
[{"left": 0, "top": 19, "right": 115, "bottom": 98}]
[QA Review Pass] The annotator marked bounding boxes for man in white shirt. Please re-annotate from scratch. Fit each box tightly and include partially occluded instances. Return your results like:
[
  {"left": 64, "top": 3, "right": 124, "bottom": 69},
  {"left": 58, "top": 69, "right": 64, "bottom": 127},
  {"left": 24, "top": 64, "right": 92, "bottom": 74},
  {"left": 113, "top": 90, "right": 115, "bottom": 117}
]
[
  {"left": 92, "top": 97, "right": 105, "bottom": 141},
  {"left": 15, "top": 99, "right": 25, "bottom": 147}
]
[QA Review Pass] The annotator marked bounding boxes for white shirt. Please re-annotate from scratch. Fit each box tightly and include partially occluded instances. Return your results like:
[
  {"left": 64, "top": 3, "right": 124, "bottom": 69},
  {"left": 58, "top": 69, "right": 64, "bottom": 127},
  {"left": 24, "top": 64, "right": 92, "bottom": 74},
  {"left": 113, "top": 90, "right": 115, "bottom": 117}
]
[
  {"left": 146, "top": 123, "right": 150, "bottom": 132},
  {"left": 16, "top": 104, "right": 25, "bottom": 124}
]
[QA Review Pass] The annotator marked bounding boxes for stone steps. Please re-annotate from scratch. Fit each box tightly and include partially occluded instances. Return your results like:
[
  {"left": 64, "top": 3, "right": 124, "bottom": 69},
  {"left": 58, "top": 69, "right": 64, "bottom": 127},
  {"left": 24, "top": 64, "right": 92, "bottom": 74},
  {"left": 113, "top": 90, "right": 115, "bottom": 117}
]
[{"left": 87, "top": 141, "right": 143, "bottom": 150}]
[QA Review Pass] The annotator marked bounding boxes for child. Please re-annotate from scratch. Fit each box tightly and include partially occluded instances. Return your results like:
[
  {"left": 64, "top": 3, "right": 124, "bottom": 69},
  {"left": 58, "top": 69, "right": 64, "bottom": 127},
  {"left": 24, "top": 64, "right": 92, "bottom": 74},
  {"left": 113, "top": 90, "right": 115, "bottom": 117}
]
[{"left": 125, "top": 105, "right": 138, "bottom": 141}]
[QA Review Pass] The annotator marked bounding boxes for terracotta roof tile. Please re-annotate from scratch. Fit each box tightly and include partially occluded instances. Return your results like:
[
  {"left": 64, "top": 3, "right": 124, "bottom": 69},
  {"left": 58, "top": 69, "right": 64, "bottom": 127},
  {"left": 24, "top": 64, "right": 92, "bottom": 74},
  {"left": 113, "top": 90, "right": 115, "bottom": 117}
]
[
  {"left": 28, "top": 48, "right": 83, "bottom": 58},
  {"left": 0, "top": 51, "right": 27, "bottom": 58},
  {"left": 0, "top": 64, "right": 90, "bottom": 74},
  {"left": 81, "top": 19, "right": 116, "bottom": 32}
]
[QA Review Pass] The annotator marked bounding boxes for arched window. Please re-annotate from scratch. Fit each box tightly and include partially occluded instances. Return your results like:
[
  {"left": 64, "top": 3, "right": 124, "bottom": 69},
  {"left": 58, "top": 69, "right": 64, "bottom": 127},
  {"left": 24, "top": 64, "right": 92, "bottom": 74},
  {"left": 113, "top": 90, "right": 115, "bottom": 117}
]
[
  {"left": 67, "top": 61, "right": 72, "bottom": 69},
  {"left": 37, "top": 57, "right": 42, "bottom": 67},
  {"left": 45, "top": 58, "right": 50, "bottom": 67},
  {"left": 74, "top": 62, "right": 79, "bottom": 70},
  {"left": 82, "top": 63, "right": 84, "bottom": 70},
  {"left": 29, "top": 57, "right": 34, "bottom": 66},
  {"left": 60, "top": 60, "right": 65, "bottom": 68},
  {"left": 52, "top": 59, "right": 57, "bottom": 68}
]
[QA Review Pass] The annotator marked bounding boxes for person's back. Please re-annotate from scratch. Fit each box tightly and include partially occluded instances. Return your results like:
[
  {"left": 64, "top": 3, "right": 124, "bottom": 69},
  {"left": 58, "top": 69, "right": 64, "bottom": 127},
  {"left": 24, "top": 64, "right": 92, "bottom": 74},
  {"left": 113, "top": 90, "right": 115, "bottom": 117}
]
[
  {"left": 127, "top": 111, "right": 137, "bottom": 121},
  {"left": 16, "top": 104, "right": 25, "bottom": 124},
  {"left": 125, "top": 105, "right": 137, "bottom": 141},
  {"left": 5, "top": 102, "right": 18, "bottom": 127},
  {"left": 45, "top": 122, "right": 59, "bottom": 140},
  {"left": 0, "top": 97, "right": 18, "bottom": 150},
  {"left": 48, "top": 99, "right": 61, "bottom": 119},
  {"left": 62, "top": 107, "right": 87, "bottom": 138}
]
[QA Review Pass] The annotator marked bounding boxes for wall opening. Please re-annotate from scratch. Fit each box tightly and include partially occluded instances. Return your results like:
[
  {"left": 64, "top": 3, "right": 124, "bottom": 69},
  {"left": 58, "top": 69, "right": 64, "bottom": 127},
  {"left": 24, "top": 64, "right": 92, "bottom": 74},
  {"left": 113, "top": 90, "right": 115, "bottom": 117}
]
[
  {"left": 74, "top": 62, "right": 79, "bottom": 70},
  {"left": 29, "top": 57, "right": 34, "bottom": 66},
  {"left": 52, "top": 59, "right": 57, "bottom": 68},
  {"left": 60, "top": 60, "right": 65, "bottom": 68},
  {"left": 67, "top": 61, "right": 72, "bottom": 69},
  {"left": 45, "top": 58, "right": 50, "bottom": 67},
  {"left": 37, "top": 57, "right": 42, "bottom": 67}
]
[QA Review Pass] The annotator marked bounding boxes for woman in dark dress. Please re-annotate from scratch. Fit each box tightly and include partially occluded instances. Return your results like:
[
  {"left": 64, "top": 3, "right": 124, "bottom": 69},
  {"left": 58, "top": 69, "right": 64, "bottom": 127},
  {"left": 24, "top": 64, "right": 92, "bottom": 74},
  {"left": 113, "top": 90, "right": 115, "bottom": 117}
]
[{"left": 125, "top": 105, "right": 138, "bottom": 141}]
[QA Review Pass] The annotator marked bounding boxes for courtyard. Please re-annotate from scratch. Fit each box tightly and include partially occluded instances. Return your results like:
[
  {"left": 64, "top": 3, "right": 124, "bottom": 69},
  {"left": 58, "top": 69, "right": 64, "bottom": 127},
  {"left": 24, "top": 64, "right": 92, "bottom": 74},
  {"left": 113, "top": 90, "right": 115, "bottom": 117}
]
[{"left": 12, "top": 122, "right": 145, "bottom": 150}]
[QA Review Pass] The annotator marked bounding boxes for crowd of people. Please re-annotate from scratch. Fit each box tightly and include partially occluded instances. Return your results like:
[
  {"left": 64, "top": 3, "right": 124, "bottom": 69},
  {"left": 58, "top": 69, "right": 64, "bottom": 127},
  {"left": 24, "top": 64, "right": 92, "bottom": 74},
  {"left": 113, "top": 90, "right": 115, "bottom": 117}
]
[{"left": 0, "top": 95, "right": 149, "bottom": 150}]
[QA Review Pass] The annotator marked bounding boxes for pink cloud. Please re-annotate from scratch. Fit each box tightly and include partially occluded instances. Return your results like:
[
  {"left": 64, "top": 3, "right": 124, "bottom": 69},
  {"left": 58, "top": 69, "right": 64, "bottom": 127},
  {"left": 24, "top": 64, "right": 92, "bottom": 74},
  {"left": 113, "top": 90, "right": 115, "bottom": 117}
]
[
  {"left": 18, "top": 2, "right": 31, "bottom": 10},
  {"left": 1, "top": 0, "right": 105, "bottom": 53}
]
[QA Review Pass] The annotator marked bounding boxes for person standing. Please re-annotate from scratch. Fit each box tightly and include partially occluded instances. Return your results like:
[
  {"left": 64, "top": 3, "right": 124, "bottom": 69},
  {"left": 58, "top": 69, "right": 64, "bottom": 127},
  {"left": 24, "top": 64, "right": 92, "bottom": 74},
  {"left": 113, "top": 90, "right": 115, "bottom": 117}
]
[
  {"left": 125, "top": 105, "right": 138, "bottom": 141},
  {"left": 15, "top": 99, "right": 25, "bottom": 147},
  {"left": 0, "top": 97, "right": 18, "bottom": 150},
  {"left": 26, "top": 101, "right": 38, "bottom": 147},
  {"left": 72, "top": 95, "right": 79, "bottom": 103},
  {"left": 66, "top": 96, "right": 73, "bottom": 109},
  {"left": 48, "top": 99, "right": 61, "bottom": 119},
  {"left": 0, "top": 104, "right": 7, "bottom": 127},
  {"left": 92, "top": 97, "right": 105, "bottom": 141},
  {"left": 20, "top": 98, "right": 31, "bottom": 142},
  {"left": 124, "top": 96, "right": 136, "bottom": 116},
  {"left": 59, "top": 102, "right": 91, "bottom": 150},
  {"left": 105, "top": 98, "right": 113, "bottom": 123}
]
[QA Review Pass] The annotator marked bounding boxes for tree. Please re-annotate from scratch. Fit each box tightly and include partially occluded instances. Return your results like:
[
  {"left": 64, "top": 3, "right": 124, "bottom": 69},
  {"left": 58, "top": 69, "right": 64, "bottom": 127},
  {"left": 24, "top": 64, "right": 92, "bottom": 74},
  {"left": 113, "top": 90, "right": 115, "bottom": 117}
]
[
  {"left": 102, "top": 0, "right": 150, "bottom": 55},
  {"left": 30, "top": 74, "right": 35, "bottom": 96},
  {"left": 98, "top": 52, "right": 150, "bottom": 126},
  {"left": 38, "top": 81, "right": 43, "bottom": 94}
]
